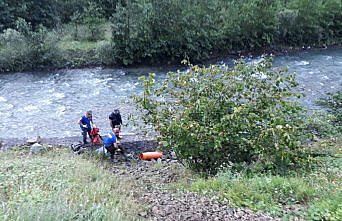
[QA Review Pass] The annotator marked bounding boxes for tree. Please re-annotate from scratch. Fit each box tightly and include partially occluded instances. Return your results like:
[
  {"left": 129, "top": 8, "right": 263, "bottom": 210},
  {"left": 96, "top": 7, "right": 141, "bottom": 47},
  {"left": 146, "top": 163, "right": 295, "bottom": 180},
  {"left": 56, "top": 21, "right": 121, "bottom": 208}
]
[
  {"left": 82, "top": 2, "right": 105, "bottom": 41},
  {"left": 133, "top": 59, "right": 310, "bottom": 174},
  {"left": 70, "top": 11, "right": 82, "bottom": 40}
]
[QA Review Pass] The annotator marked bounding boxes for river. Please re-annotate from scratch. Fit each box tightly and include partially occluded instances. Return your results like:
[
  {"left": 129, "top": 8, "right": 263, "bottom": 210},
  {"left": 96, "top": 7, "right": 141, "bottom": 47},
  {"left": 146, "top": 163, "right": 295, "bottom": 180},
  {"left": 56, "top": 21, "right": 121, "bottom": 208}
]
[{"left": 0, "top": 48, "right": 341, "bottom": 139}]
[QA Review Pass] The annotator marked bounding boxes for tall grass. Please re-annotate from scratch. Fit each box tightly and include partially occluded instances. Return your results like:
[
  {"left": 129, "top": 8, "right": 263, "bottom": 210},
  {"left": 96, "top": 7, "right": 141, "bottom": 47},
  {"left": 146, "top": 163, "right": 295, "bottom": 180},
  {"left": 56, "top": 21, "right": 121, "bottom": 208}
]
[
  {"left": 0, "top": 149, "right": 141, "bottom": 221},
  {"left": 175, "top": 139, "right": 342, "bottom": 219}
]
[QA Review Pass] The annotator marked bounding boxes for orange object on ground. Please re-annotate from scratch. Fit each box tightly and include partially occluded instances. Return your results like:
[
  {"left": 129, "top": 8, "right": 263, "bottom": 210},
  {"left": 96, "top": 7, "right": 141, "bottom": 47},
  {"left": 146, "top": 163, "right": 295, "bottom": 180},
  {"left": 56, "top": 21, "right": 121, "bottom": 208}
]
[{"left": 139, "top": 152, "right": 163, "bottom": 160}]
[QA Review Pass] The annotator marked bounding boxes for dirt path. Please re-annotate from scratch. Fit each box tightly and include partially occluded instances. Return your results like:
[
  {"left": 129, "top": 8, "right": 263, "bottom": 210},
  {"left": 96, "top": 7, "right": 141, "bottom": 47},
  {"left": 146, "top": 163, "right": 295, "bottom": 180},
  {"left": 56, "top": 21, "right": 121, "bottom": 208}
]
[{"left": 110, "top": 159, "right": 278, "bottom": 221}]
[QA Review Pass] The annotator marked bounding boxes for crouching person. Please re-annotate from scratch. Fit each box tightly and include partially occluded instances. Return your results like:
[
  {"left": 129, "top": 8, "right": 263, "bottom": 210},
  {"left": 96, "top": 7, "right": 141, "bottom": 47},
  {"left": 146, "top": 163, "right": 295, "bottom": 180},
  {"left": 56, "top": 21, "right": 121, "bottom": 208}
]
[{"left": 103, "top": 128, "right": 125, "bottom": 162}]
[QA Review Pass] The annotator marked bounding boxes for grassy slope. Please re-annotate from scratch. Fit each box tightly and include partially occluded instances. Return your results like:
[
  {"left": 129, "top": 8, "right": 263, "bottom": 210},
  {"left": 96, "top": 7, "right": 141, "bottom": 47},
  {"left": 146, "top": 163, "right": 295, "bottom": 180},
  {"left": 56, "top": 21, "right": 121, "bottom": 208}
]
[
  {"left": 174, "top": 138, "right": 342, "bottom": 220},
  {"left": 0, "top": 140, "right": 340, "bottom": 220},
  {"left": 0, "top": 148, "right": 141, "bottom": 221},
  {"left": 57, "top": 23, "right": 111, "bottom": 52},
  {"left": 58, "top": 40, "right": 100, "bottom": 51}
]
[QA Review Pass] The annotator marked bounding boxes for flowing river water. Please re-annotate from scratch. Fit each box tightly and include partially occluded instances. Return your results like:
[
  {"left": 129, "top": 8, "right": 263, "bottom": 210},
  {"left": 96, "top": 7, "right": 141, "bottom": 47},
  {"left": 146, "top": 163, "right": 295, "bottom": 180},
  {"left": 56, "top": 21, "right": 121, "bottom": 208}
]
[{"left": 0, "top": 48, "right": 341, "bottom": 139}]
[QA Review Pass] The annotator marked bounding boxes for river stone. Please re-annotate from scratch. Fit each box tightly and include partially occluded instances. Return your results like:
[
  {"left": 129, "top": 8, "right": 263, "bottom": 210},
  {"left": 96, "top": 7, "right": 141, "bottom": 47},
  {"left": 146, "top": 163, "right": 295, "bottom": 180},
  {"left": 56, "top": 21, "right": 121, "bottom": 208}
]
[
  {"left": 27, "top": 136, "right": 42, "bottom": 144},
  {"left": 30, "top": 143, "right": 46, "bottom": 154},
  {"left": 109, "top": 156, "right": 278, "bottom": 221},
  {"left": 170, "top": 151, "right": 177, "bottom": 159}
]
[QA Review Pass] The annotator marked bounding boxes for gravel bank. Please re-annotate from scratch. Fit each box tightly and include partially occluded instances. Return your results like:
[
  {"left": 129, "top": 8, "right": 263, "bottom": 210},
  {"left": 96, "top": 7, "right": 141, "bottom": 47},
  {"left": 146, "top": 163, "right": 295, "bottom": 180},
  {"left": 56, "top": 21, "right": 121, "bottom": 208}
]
[{"left": 111, "top": 159, "right": 278, "bottom": 221}]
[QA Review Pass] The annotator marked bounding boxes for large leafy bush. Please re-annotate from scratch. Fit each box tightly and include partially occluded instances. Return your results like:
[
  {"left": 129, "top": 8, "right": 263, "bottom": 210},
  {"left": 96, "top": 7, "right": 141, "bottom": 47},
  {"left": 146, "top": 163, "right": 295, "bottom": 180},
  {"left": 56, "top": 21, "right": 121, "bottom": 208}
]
[
  {"left": 134, "top": 59, "right": 309, "bottom": 174},
  {"left": 109, "top": 0, "right": 341, "bottom": 65},
  {"left": 0, "top": 18, "right": 62, "bottom": 72}
]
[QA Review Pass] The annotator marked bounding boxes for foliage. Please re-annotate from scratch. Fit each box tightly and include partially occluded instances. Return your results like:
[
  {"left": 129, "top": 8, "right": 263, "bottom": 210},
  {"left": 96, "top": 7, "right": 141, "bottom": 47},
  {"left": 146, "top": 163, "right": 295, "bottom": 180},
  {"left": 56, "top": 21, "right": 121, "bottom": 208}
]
[
  {"left": 277, "top": 0, "right": 323, "bottom": 45},
  {"left": 316, "top": 91, "right": 342, "bottom": 133},
  {"left": 111, "top": 0, "right": 221, "bottom": 65},
  {"left": 110, "top": 0, "right": 342, "bottom": 65},
  {"left": 186, "top": 174, "right": 315, "bottom": 216},
  {"left": 0, "top": 0, "right": 116, "bottom": 32},
  {"left": 69, "top": 11, "right": 82, "bottom": 41},
  {"left": 305, "top": 111, "right": 341, "bottom": 138},
  {"left": 0, "top": 0, "right": 63, "bottom": 31},
  {"left": 0, "top": 0, "right": 341, "bottom": 71},
  {"left": 302, "top": 91, "right": 342, "bottom": 139},
  {"left": 226, "top": 0, "right": 279, "bottom": 50},
  {"left": 175, "top": 139, "right": 342, "bottom": 219},
  {"left": 66, "top": 2, "right": 106, "bottom": 42},
  {"left": 95, "top": 0, "right": 119, "bottom": 19},
  {"left": 110, "top": 0, "right": 154, "bottom": 65},
  {"left": 0, "top": 148, "right": 141, "bottom": 221},
  {"left": 96, "top": 41, "right": 115, "bottom": 66},
  {"left": 0, "top": 19, "right": 62, "bottom": 72},
  {"left": 320, "top": 0, "right": 342, "bottom": 44},
  {"left": 133, "top": 58, "right": 310, "bottom": 174},
  {"left": 81, "top": 2, "right": 105, "bottom": 41}
]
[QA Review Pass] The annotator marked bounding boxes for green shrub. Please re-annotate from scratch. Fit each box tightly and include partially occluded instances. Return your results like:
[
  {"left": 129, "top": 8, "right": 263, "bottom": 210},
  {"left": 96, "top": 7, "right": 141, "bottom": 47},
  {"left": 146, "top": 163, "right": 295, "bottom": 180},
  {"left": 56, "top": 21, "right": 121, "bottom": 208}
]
[
  {"left": 233, "top": 0, "right": 279, "bottom": 50},
  {"left": 96, "top": 41, "right": 115, "bottom": 65},
  {"left": 0, "top": 28, "right": 30, "bottom": 72},
  {"left": 133, "top": 58, "right": 310, "bottom": 174},
  {"left": 81, "top": 2, "right": 106, "bottom": 41},
  {"left": 320, "top": 0, "right": 342, "bottom": 44},
  {"left": 110, "top": 0, "right": 154, "bottom": 65},
  {"left": 186, "top": 173, "right": 316, "bottom": 216},
  {"left": 307, "top": 191, "right": 342, "bottom": 221},
  {"left": 317, "top": 91, "right": 342, "bottom": 132},
  {"left": 279, "top": 0, "right": 322, "bottom": 45},
  {"left": 305, "top": 111, "right": 340, "bottom": 138},
  {"left": 0, "top": 18, "right": 62, "bottom": 72},
  {"left": 109, "top": 0, "right": 341, "bottom": 65}
]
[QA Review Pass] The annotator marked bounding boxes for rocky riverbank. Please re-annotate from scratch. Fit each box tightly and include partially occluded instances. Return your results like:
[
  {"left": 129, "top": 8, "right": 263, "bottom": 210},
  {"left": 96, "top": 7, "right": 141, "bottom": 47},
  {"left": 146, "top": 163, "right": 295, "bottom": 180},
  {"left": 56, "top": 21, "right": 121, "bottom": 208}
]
[
  {"left": 0, "top": 135, "right": 279, "bottom": 220},
  {"left": 0, "top": 135, "right": 158, "bottom": 152},
  {"left": 106, "top": 154, "right": 278, "bottom": 220}
]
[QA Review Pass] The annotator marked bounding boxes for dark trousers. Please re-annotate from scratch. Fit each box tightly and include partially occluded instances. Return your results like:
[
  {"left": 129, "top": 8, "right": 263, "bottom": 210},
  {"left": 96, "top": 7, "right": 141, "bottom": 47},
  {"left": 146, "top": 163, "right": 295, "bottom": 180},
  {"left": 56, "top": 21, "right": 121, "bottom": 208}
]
[
  {"left": 81, "top": 128, "right": 91, "bottom": 144},
  {"left": 104, "top": 144, "right": 115, "bottom": 159},
  {"left": 105, "top": 144, "right": 126, "bottom": 160}
]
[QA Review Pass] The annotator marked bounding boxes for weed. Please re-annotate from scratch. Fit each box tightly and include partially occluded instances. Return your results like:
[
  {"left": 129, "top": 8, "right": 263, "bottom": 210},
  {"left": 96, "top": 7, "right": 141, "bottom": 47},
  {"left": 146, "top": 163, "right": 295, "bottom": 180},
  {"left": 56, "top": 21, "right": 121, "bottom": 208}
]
[
  {"left": 0, "top": 148, "right": 142, "bottom": 221},
  {"left": 175, "top": 139, "right": 342, "bottom": 220}
]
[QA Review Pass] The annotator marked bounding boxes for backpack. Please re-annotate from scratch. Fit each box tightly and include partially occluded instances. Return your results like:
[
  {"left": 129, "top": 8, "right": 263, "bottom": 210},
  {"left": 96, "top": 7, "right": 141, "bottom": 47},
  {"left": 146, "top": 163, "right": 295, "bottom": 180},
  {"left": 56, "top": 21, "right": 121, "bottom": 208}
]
[{"left": 71, "top": 143, "right": 83, "bottom": 152}]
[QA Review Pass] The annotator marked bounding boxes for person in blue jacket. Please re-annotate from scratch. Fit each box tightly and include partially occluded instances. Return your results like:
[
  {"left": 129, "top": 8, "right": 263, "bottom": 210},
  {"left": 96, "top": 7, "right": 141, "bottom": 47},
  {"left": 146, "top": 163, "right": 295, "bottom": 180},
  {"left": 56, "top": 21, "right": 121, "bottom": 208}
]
[
  {"left": 78, "top": 110, "right": 93, "bottom": 144},
  {"left": 102, "top": 128, "right": 120, "bottom": 161}
]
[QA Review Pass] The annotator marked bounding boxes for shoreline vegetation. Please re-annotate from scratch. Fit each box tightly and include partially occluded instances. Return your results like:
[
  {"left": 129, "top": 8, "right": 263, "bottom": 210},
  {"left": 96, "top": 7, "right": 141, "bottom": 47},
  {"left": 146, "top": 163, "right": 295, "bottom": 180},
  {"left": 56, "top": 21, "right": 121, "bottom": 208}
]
[
  {"left": 129, "top": 59, "right": 342, "bottom": 219},
  {"left": 0, "top": 149, "right": 142, "bottom": 221},
  {"left": 1, "top": 1, "right": 341, "bottom": 220},
  {"left": 0, "top": 54, "right": 341, "bottom": 221},
  {"left": 0, "top": 0, "right": 341, "bottom": 73},
  {"left": 1, "top": 138, "right": 340, "bottom": 220}
]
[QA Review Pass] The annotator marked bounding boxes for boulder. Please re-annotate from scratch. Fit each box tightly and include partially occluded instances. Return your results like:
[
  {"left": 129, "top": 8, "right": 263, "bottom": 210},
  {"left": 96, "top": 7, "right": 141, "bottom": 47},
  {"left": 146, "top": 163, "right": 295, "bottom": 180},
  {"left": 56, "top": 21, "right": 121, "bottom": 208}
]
[
  {"left": 170, "top": 151, "right": 177, "bottom": 159},
  {"left": 30, "top": 143, "right": 46, "bottom": 154},
  {"left": 27, "top": 136, "right": 42, "bottom": 145}
]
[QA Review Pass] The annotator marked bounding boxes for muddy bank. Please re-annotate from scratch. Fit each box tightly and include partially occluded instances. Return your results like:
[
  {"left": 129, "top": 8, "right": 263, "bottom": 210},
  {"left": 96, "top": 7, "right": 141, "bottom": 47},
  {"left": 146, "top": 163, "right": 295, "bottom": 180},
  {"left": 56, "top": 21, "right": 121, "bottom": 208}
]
[{"left": 0, "top": 135, "right": 158, "bottom": 153}]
